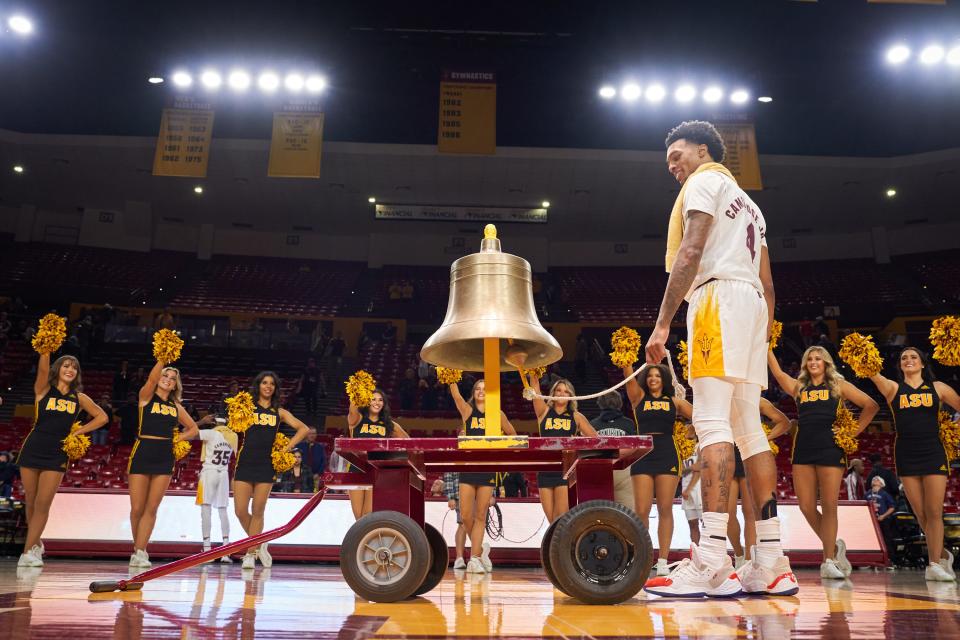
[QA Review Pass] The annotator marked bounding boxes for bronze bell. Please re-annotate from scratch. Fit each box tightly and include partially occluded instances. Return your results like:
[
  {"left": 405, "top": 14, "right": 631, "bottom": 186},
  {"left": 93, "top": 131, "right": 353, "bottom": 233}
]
[{"left": 421, "top": 225, "right": 563, "bottom": 372}]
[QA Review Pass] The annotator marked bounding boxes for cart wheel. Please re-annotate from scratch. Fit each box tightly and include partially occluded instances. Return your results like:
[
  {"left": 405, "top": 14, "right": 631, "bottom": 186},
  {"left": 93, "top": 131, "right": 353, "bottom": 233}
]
[
  {"left": 340, "top": 511, "right": 431, "bottom": 602},
  {"left": 547, "top": 500, "right": 652, "bottom": 605},
  {"left": 413, "top": 524, "right": 448, "bottom": 596},
  {"left": 540, "top": 516, "right": 569, "bottom": 595}
]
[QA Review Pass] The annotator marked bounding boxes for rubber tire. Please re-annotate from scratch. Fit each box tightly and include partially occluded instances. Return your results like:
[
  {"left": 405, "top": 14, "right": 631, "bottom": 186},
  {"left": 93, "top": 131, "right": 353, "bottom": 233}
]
[
  {"left": 340, "top": 511, "right": 432, "bottom": 602},
  {"left": 413, "top": 524, "right": 448, "bottom": 596},
  {"left": 547, "top": 500, "right": 652, "bottom": 605},
  {"left": 540, "top": 516, "right": 570, "bottom": 595}
]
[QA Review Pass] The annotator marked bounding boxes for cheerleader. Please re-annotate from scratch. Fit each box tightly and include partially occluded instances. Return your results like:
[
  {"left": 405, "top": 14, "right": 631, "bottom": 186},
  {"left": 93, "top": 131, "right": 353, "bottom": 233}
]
[
  {"left": 622, "top": 363, "right": 693, "bottom": 576},
  {"left": 727, "top": 398, "right": 791, "bottom": 568},
  {"left": 17, "top": 353, "right": 108, "bottom": 567},
  {"left": 449, "top": 379, "right": 516, "bottom": 574},
  {"left": 768, "top": 347, "right": 878, "bottom": 579},
  {"left": 127, "top": 359, "right": 200, "bottom": 568},
  {"left": 528, "top": 375, "right": 597, "bottom": 523},
  {"left": 868, "top": 347, "right": 960, "bottom": 582},
  {"left": 234, "top": 371, "right": 310, "bottom": 570},
  {"left": 346, "top": 388, "right": 409, "bottom": 520}
]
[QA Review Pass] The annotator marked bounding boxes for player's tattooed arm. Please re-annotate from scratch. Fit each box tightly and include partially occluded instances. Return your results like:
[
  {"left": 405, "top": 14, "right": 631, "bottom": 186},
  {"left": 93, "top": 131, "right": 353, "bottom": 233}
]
[{"left": 656, "top": 211, "right": 712, "bottom": 327}]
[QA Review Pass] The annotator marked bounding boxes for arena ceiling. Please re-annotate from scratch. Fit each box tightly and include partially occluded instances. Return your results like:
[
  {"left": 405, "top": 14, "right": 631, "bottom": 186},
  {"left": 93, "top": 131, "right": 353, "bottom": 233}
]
[{"left": 2, "top": 0, "right": 959, "bottom": 157}]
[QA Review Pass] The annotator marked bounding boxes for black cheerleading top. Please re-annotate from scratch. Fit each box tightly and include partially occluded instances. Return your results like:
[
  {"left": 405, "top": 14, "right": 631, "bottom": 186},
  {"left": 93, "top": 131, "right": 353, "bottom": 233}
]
[
  {"left": 33, "top": 387, "right": 82, "bottom": 439},
  {"left": 139, "top": 394, "right": 178, "bottom": 439},
  {"left": 796, "top": 383, "right": 838, "bottom": 434},
  {"left": 241, "top": 404, "right": 281, "bottom": 455},
  {"left": 538, "top": 406, "right": 577, "bottom": 437},
  {"left": 890, "top": 382, "right": 940, "bottom": 443},
  {"left": 634, "top": 395, "right": 677, "bottom": 435},
  {"left": 352, "top": 411, "right": 392, "bottom": 438},
  {"left": 464, "top": 408, "right": 487, "bottom": 436}
]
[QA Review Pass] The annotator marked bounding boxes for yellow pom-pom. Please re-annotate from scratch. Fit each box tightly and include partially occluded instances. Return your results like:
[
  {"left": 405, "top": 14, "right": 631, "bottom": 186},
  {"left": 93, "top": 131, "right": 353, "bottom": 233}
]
[
  {"left": 610, "top": 326, "right": 641, "bottom": 369},
  {"left": 152, "top": 328, "right": 184, "bottom": 364},
  {"left": 225, "top": 391, "right": 256, "bottom": 433},
  {"left": 838, "top": 332, "right": 883, "bottom": 378},
  {"left": 32, "top": 313, "right": 67, "bottom": 355},
  {"left": 930, "top": 316, "right": 960, "bottom": 367},
  {"left": 173, "top": 437, "right": 192, "bottom": 461},
  {"left": 832, "top": 404, "right": 860, "bottom": 455},
  {"left": 762, "top": 423, "right": 780, "bottom": 455},
  {"left": 61, "top": 422, "right": 90, "bottom": 461},
  {"left": 769, "top": 320, "right": 783, "bottom": 352},
  {"left": 436, "top": 366, "right": 463, "bottom": 386},
  {"left": 529, "top": 366, "right": 547, "bottom": 380},
  {"left": 677, "top": 340, "right": 690, "bottom": 381},
  {"left": 346, "top": 370, "right": 376, "bottom": 408},
  {"left": 673, "top": 421, "right": 696, "bottom": 460},
  {"left": 939, "top": 411, "right": 960, "bottom": 464},
  {"left": 272, "top": 433, "right": 296, "bottom": 472}
]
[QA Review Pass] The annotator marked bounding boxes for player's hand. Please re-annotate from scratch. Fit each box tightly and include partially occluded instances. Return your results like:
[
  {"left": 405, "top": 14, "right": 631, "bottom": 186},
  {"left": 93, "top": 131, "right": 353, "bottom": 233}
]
[
  {"left": 681, "top": 490, "right": 690, "bottom": 500},
  {"left": 447, "top": 499, "right": 457, "bottom": 510},
  {"left": 645, "top": 325, "right": 669, "bottom": 365}
]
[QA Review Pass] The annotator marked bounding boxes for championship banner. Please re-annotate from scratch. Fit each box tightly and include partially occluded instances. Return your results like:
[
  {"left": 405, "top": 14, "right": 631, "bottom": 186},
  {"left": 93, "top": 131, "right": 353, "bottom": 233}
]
[
  {"left": 375, "top": 203, "right": 546, "bottom": 224},
  {"left": 152, "top": 98, "right": 215, "bottom": 178},
  {"left": 716, "top": 122, "right": 763, "bottom": 191},
  {"left": 268, "top": 103, "right": 325, "bottom": 178},
  {"left": 438, "top": 70, "right": 496, "bottom": 155}
]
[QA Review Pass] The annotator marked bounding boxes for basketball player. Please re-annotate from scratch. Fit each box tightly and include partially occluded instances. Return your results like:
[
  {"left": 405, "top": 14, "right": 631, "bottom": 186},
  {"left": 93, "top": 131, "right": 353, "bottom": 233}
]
[
  {"left": 644, "top": 120, "right": 797, "bottom": 597},
  {"left": 196, "top": 418, "right": 238, "bottom": 561}
]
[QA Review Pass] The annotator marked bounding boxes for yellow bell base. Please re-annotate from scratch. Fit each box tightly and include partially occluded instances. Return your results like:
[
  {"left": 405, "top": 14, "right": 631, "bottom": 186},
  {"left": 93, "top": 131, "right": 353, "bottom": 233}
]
[{"left": 457, "top": 435, "right": 530, "bottom": 450}]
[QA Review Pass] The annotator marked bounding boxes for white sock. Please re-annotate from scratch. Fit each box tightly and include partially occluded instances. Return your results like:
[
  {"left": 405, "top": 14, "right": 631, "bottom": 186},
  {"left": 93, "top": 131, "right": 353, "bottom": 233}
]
[
  {"left": 755, "top": 517, "right": 784, "bottom": 568},
  {"left": 698, "top": 512, "right": 730, "bottom": 570}
]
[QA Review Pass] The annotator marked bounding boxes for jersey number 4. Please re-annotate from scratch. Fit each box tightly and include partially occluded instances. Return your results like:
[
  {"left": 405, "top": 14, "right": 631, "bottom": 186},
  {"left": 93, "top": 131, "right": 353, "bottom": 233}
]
[{"left": 745, "top": 224, "right": 756, "bottom": 262}]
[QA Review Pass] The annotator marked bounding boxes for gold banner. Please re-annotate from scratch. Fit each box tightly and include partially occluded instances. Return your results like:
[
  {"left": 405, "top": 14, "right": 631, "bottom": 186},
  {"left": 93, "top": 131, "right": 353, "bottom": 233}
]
[
  {"left": 716, "top": 123, "right": 763, "bottom": 191},
  {"left": 438, "top": 70, "right": 496, "bottom": 155},
  {"left": 268, "top": 110, "right": 325, "bottom": 178},
  {"left": 152, "top": 104, "right": 215, "bottom": 178}
]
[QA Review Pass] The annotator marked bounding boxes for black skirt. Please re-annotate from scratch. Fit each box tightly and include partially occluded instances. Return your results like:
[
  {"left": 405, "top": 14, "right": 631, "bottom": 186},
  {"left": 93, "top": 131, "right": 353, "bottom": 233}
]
[
  {"left": 537, "top": 471, "right": 568, "bottom": 488},
  {"left": 792, "top": 435, "right": 847, "bottom": 468},
  {"left": 17, "top": 430, "right": 69, "bottom": 472},
  {"left": 631, "top": 433, "right": 682, "bottom": 477},
  {"left": 459, "top": 472, "right": 496, "bottom": 487},
  {"left": 128, "top": 438, "right": 175, "bottom": 475},
  {"left": 234, "top": 450, "right": 276, "bottom": 484},
  {"left": 734, "top": 448, "right": 746, "bottom": 479},
  {"left": 895, "top": 438, "right": 949, "bottom": 477}
]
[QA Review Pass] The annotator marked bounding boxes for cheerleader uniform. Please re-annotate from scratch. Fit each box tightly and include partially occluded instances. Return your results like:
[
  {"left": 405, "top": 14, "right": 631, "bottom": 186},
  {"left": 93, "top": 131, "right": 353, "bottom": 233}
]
[
  {"left": 631, "top": 395, "right": 682, "bottom": 477},
  {"left": 891, "top": 382, "right": 948, "bottom": 477},
  {"left": 17, "top": 387, "right": 82, "bottom": 471},
  {"left": 791, "top": 383, "right": 846, "bottom": 468},
  {"left": 348, "top": 412, "right": 392, "bottom": 472},
  {"left": 460, "top": 408, "right": 496, "bottom": 487},
  {"left": 234, "top": 404, "right": 281, "bottom": 484},
  {"left": 128, "top": 394, "right": 178, "bottom": 475},
  {"left": 537, "top": 407, "right": 577, "bottom": 488}
]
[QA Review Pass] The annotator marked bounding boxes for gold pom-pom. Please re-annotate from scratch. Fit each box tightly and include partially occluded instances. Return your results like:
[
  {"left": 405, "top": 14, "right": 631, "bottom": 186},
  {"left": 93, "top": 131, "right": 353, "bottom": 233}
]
[
  {"left": 346, "top": 370, "right": 376, "bottom": 408},
  {"left": 32, "top": 313, "right": 67, "bottom": 355},
  {"left": 272, "top": 433, "right": 296, "bottom": 473},
  {"left": 61, "top": 422, "right": 90, "bottom": 461},
  {"left": 939, "top": 411, "right": 960, "bottom": 464},
  {"left": 436, "top": 367, "right": 463, "bottom": 386},
  {"left": 769, "top": 320, "right": 783, "bottom": 352},
  {"left": 673, "top": 421, "right": 696, "bottom": 460},
  {"left": 225, "top": 391, "right": 256, "bottom": 433},
  {"left": 930, "top": 316, "right": 960, "bottom": 367},
  {"left": 677, "top": 340, "right": 690, "bottom": 381},
  {"left": 173, "top": 437, "right": 192, "bottom": 461},
  {"left": 152, "top": 329, "right": 184, "bottom": 364},
  {"left": 762, "top": 423, "right": 780, "bottom": 455},
  {"left": 838, "top": 332, "right": 883, "bottom": 378},
  {"left": 610, "top": 326, "right": 641, "bottom": 369},
  {"left": 529, "top": 366, "right": 547, "bottom": 380},
  {"left": 832, "top": 404, "right": 860, "bottom": 455}
]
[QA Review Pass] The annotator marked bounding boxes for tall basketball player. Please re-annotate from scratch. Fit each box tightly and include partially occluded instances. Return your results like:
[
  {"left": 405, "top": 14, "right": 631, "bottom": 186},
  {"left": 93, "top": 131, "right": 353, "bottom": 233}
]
[{"left": 644, "top": 120, "right": 797, "bottom": 597}]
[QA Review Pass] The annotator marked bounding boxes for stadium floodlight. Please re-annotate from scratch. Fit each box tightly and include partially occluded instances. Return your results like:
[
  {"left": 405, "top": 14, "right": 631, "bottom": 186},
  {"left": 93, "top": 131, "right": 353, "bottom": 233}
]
[
  {"left": 541, "top": 201, "right": 551, "bottom": 208},
  {"left": 886, "top": 188, "right": 897, "bottom": 198},
  {"left": 730, "top": 89, "right": 749, "bottom": 104},
  {"left": 368, "top": 196, "right": 376, "bottom": 203},
  {"left": 920, "top": 44, "right": 945, "bottom": 65},
  {"left": 621, "top": 83, "right": 641, "bottom": 101},
  {"left": 228, "top": 70, "right": 251, "bottom": 91},
  {"left": 194, "top": 186, "right": 204, "bottom": 194},
  {"left": 886, "top": 45, "right": 911, "bottom": 65},
  {"left": 703, "top": 86, "right": 723, "bottom": 103},
  {"left": 948, "top": 45, "right": 960, "bottom": 66},
  {"left": 674, "top": 84, "right": 696, "bottom": 103},
  {"left": 598, "top": 85, "right": 616, "bottom": 99},
  {"left": 200, "top": 70, "right": 222, "bottom": 90},
  {"left": 148, "top": 76, "right": 164, "bottom": 84},
  {"left": 285, "top": 73, "right": 305, "bottom": 92},
  {"left": 305, "top": 75, "right": 327, "bottom": 93},
  {"left": 172, "top": 71, "right": 193, "bottom": 88},
  {"left": 645, "top": 84, "right": 666, "bottom": 102},
  {"left": 8, "top": 15, "right": 33, "bottom": 35},
  {"left": 13, "top": 165, "right": 24, "bottom": 174},
  {"left": 758, "top": 96, "right": 773, "bottom": 103},
  {"left": 258, "top": 72, "right": 280, "bottom": 92}
]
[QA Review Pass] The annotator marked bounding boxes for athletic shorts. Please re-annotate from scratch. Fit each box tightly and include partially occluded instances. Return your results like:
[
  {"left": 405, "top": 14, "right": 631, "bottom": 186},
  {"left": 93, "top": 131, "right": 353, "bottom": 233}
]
[
  {"left": 196, "top": 468, "right": 231, "bottom": 508},
  {"left": 687, "top": 279, "right": 768, "bottom": 387}
]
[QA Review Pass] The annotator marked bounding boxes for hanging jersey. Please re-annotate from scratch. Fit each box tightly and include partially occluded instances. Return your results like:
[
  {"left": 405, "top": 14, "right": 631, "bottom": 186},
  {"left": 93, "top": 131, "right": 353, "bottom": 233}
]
[
  {"left": 199, "top": 427, "right": 236, "bottom": 472},
  {"left": 464, "top": 408, "right": 487, "bottom": 436},
  {"left": 634, "top": 395, "right": 677, "bottom": 435},
  {"left": 538, "top": 407, "right": 577, "bottom": 437},
  {"left": 352, "top": 412, "right": 391, "bottom": 438},
  {"left": 891, "top": 382, "right": 940, "bottom": 442},
  {"left": 32, "top": 386, "right": 82, "bottom": 439},
  {"left": 139, "top": 394, "right": 178, "bottom": 439},
  {"left": 682, "top": 171, "right": 767, "bottom": 300}
]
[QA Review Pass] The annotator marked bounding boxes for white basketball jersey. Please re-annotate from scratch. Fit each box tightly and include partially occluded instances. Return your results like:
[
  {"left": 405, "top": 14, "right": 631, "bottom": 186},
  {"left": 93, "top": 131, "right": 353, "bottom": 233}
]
[{"left": 199, "top": 428, "right": 235, "bottom": 472}]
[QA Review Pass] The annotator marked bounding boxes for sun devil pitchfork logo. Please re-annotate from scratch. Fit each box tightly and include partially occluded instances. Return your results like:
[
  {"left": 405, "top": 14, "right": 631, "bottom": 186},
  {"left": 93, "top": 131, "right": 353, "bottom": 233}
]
[{"left": 697, "top": 334, "right": 714, "bottom": 364}]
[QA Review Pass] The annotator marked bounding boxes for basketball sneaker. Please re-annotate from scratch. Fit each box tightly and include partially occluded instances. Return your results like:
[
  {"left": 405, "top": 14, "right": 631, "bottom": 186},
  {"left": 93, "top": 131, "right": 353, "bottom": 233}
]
[
  {"left": 737, "top": 546, "right": 799, "bottom": 596},
  {"left": 643, "top": 544, "right": 742, "bottom": 598}
]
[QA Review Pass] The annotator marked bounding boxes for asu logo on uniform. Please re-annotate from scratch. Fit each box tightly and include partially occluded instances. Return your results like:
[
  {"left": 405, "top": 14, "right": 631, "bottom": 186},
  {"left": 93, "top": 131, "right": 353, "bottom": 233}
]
[
  {"left": 469, "top": 416, "right": 486, "bottom": 430},
  {"left": 898, "top": 393, "right": 933, "bottom": 409},
  {"left": 542, "top": 417, "right": 572, "bottom": 431},
  {"left": 800, "top": 389, "right": 830, "bottom": 403},
  {"left": 360, "top": 422, "right": 387, "bottom": 436},
  {"left": 643, "top": 400, "right": 671, "bottom": 412},
  {"left": 45, "top": 397, "right": 77, "bottom": 413},
  {"left": 150, "top": 402, "right": 177, "bottom": 417},
  {"left": 256, "top": 412, "right": 278, "bottom": 426}
]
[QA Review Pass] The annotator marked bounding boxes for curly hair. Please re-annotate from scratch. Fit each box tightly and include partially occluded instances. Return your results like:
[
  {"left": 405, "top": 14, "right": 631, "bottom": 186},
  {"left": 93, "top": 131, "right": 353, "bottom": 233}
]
[
  {"left": 665, "top": 120, "right": 726, "bottom": 163},
  {"left": 639, "top": 364, "right": 675, "bottom": 398},
  {"left": 796, "top": 346, "right": 844, "bottom": 400}
]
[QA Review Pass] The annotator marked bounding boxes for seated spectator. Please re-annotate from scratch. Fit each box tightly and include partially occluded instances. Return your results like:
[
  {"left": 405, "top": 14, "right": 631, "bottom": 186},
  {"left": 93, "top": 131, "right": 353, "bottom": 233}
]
[
  {"left": 92, "top": 393, "right": 114, "bottom": 445},
  {"left": 866, "top": 453, "right": 900, "bottom": 500},
  {"left": 275, "top": 450, "right": 315, "bottom": 493},
  {"left": 864, "top": 476, "right": 896, "bottom": 561},
  {"left": 845, "top": 458, "right": 866, "bottom": 500},
  {"left": 0, "top": 451, "right": 19, "bottom": 499}
]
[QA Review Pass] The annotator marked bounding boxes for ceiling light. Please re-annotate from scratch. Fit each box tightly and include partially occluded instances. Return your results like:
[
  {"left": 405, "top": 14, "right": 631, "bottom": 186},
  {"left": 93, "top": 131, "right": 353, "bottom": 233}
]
[
  {"left": 730, "top": 89, "right": 749, "bottom": 104},
  {"left": 541, "top": 201, "right": 551, "bottom": 208},
  {"left": 13, "top": 165, "right": 24, "bottom": 174},
  {"left": 172, "top": 71, "right": 193, "bottom": 88},
  {"left": 200, "top": 70, "right": 222, "bottom": 90},
  {"left": 194, "top": 186, "right": 204, "bottom": 194},
  {"left": 8, "top": 15, "right": 33, "bottom": 35},
  {"left": 598, "top": 85, "right": 616, "bottom": 99},
  {"left": 703, "top": 86, "right": 723, "bottom": 103},
  {"left": 148, "top": 76, "right": 164, "bottom": 84},
  {"left": 919, "top": 45, "right": 944, "bottom": 65},
  {"left": 228, "top": 70, "right": 251, "bottom": 91},
  {"left": 886, "top": 44, "right": 911, "bottom": 65},
  {"left": 285, "top": 73, "right": 305, "bottom": 92},
  {"left": 885, "top": 188, "right": 897, "bottom": 198},
  {"left": 674, "top": 85, "right": 696, "bottom": 103},
  {"left": 368, "top": 197, "right": 376, "bottom": 203},
  {"left": 621, "top": 83, "right": 641, "bottom": 101},
  {"left": 645, "top": 84, "right": 666, "bottom": 102},
  {"left": 757, "top": 96, "right": 773, "bottom": 103},
  {"left": 305, "top": 75, "right": 327, "bottom": 93},
  {"left": 258, "top": 72, "right": 280, "bottom": 92}
]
